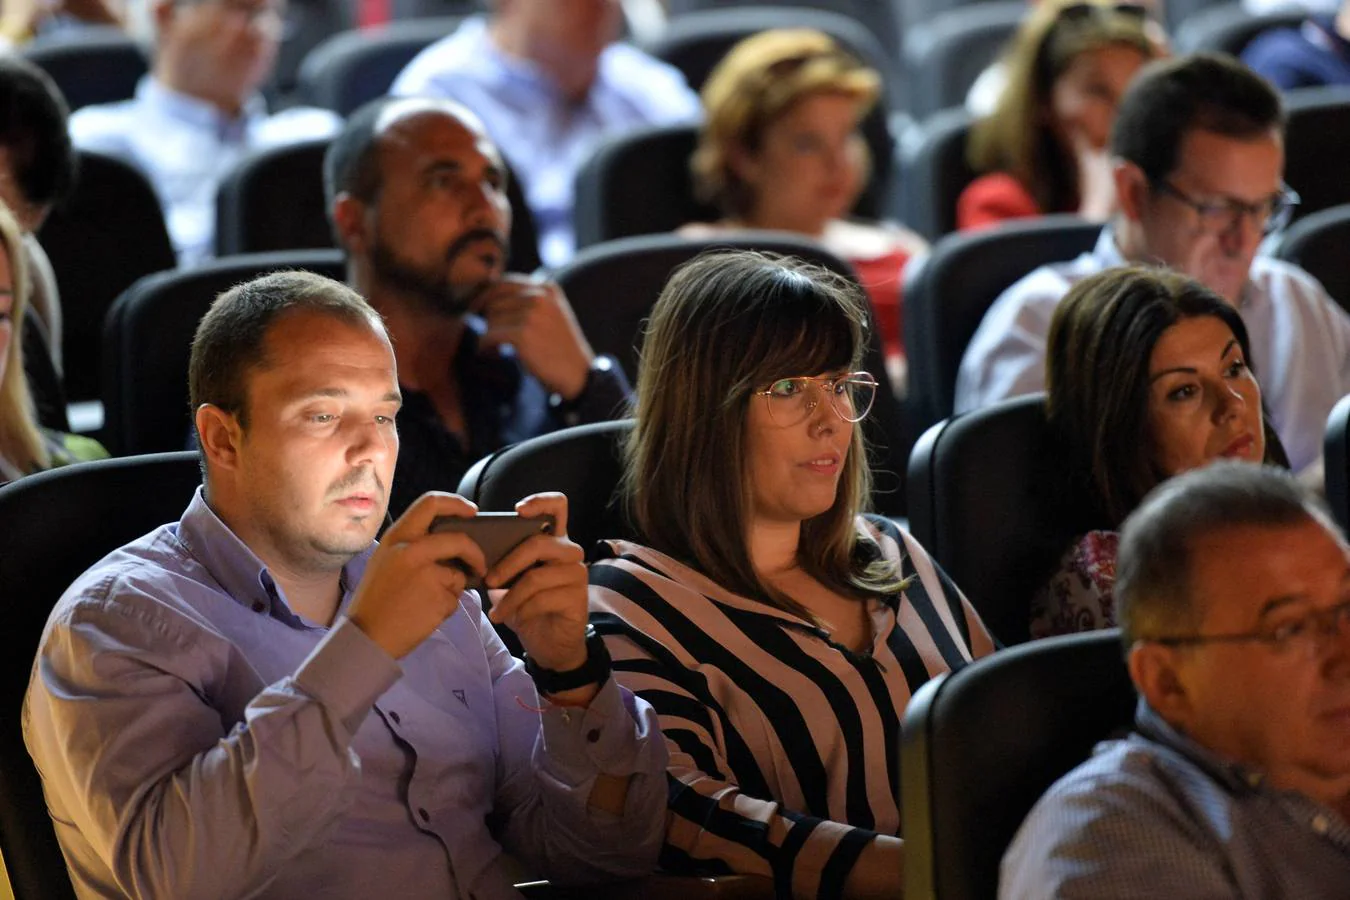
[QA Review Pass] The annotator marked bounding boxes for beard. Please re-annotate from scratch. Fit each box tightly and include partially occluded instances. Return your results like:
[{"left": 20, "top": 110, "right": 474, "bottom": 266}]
[{"left": 369, "top": 227, "right": 507, "bottom": 317}]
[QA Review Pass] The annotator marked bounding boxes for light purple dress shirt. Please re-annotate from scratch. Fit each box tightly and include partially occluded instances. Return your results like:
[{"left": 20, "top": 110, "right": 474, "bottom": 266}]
[{"left": 23, "top": 488, "right": 667, "bottom": 899}]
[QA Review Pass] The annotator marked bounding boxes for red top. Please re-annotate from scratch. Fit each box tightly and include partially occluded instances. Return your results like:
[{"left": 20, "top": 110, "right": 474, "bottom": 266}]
[
  {"left": 956, "top": 172, "right": 1043, "bottom": 232},
  {"left": 849, "top": 247, "right": 911, "bottom": 363}
]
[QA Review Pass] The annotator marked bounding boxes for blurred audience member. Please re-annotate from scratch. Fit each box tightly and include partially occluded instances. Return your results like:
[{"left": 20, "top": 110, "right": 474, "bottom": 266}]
[
  {"left": 684, "top": 29, "right": 925, "bottom": 389},
  {"left": 960, "top": 0, "right": 1158, "bottom": 231},
  {"left": 1003, "top": 462, "right": 1350, "bottom": 898},
  {"left": 391, "top": 0, "right": 700, "bottom": 266},
  {"left": 69, "top": 0, "right": 340, "bottom": 265},
  {"left": 1032, "top": 266, "right": 1287, "bottom": 638},
  {"left": 325, "top": 98, "right": 630, "bottom": 519},
  {"left": 1243, "top": 0, "right": 1350, "bottom": 89},
  {"left": 0, "top": 57, "right": 74, "bottom": 379},
  {"left": 590, "top": 251, "right": 996, "bottom": 899},
  {"left": 0, "top": 200, "right": 104, "bottom": 484},
  {"left": 957, "top": 54, "right": 1350, "bottom": 480},
  {"left": 0, "top": 0, "right": 122, "bottom": 48}
]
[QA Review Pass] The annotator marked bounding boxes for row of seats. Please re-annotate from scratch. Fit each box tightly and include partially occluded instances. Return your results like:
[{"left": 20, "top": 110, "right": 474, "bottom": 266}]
[
  {"left": 21, "top": 0, "right": 1298, "bottom": 123},
  {"left": 9, "top": 378, "right": 1350, "bottom": 897}
]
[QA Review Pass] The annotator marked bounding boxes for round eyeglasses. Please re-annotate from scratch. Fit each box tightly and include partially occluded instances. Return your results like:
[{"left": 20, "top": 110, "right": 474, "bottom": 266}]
[
  {"left": 1147, "top": 599, "right": 1350, "bottom": 662},
  {"left": 755, "top": 372, "right": 878, "bottom": 427},
  {"left": 1152, "top": 180, "right": 1301, "bottom": 236}
]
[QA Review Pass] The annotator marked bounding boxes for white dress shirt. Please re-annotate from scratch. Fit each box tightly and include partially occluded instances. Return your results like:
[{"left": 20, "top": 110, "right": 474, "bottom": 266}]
[
  {"left": 391, "top": 16, "right": 701, "bottom": 267},
  {"left": 955, "top": 226, "right": 1350, "bottom": 477}
]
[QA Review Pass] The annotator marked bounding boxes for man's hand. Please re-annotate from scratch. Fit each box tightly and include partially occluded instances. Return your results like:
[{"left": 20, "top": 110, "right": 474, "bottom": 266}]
[
  {"left": 485, "top": 493, "right": 591, "bottom": 676},
  {"left": 346, "top": 493, "right": 488, "bottom": 660},
  {"left": 478, "top": 275, "right": 594, "bottom": 400},
  {"left": 1072, "top": 128, "right": 1119, "bottom": 222}
]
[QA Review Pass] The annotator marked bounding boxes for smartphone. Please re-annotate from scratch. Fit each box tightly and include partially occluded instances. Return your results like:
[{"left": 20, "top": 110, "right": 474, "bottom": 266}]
[{"left": 427, "top": 512, "right": 556, "bottom": 589}]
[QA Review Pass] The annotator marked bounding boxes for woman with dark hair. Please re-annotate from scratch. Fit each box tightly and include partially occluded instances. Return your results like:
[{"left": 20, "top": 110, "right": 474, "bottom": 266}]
[
  {"left": 958, "top": 0, "right": 1159, "bottom": 231},
  {"left": 588, "top": 250, "right": 995, "bottom": 899},
  {"left": 1032, "top": 266, "right": 1287, "bottom": 637}
]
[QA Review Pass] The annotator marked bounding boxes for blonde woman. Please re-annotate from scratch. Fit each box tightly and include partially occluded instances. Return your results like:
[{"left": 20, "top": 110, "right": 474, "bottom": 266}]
[
  {"left": 0, "top": 200, "right": 105, "bottom": 484},
  {"left": 589, "top": 251, "right": 995, "bottom": 899}
]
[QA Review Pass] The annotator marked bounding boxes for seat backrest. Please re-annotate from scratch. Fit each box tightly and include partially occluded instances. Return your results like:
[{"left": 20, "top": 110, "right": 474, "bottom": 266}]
[
  {"left": 901, "top": 629, "right": 1136, "bottom": 900},
  {"left": 1326, "top": 393, "right": 1350, "bottom": 533},
  {"left": 1173, "top": 5, "right": 1305, "bottom": 56},
  {"left": 1284, "top": 86, "right": 1350, "bottom": 223},
  {"left": 0, "top": 451, "right": 203, "bottom": 900},
  {"left": 101, "top": 250, "right": 346, "bottom": 456},
  {"left": 296, "top": 17, "right": 465, "bottom": 116},
  {"left": 896, "top": 107, "right": 975, "bottom": 241},
  {"left": 907, "top": 394, "right": 1109, "bottom": 645},
  {"left": 37, "top": 149, "right": 176, "bottom": 403},
  {"left": 658, "top": 2, "right": 902, "bottom": 92},
  {"left": 215, "top": 134, "right": 543, "bottom": 271},
  {"left": 458, "top": 420, "right": 636, "bottom": 554},
  {"left": 903, "top": 215, "right": 1100, "bottom": 434},
  {"left": 1274, "top": 202, "right": 1350, "bottom": 309},
  {"left": 21, "top": 27, "right": 148, "bottom": 112},
  {"left": 268, "top": 0, "right": 354, "bottom": 102},
  {"left": 901, "top": 2, "right": 1023, "bottom": 121},
  {"left": 553, "top": 232, "right": 911, "bottom": 513}
]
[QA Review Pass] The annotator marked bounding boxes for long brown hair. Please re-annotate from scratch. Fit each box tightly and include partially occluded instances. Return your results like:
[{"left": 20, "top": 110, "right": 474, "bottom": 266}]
[
  {"left": 968, "top": 0, "right": 1155, "bottom": 214},
  {"left": 623, "top": 250, "right": 903, "bottom": 620},
  {"left": 0, "top": 200, "right": 47, "bottom": 474}
]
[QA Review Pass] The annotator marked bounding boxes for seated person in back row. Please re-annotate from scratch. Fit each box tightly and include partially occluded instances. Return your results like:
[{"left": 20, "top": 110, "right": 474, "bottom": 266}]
[
  {"left": 957, "top": 53, "right": 1350, "bottom": 481},
  {"left": 1002, "top": 462, "right": 1350, "bottom": 897},
  {"left": 1031, "top": 266, "right": 1287, "bottom": 638},
  {"left": 23, "top": 270, "right": 669, "bottom": 898},
  {"left": 1243, "top": 0, "right": 1350, "bottom": 90},
  {"left": 682, "top": 29, "right": 928, "bottom": 392},
  {"left": 69, "top": 0, "right": 340, "bottom": 265},
  {"left": 589, "top": 251, "right": 996, "bottom": 900},
  {"left": 324, "top": 97, "right": 631, "bottom": 519},
  {"left": 391, "top": 0, "right": 700, "bottom": 266}
]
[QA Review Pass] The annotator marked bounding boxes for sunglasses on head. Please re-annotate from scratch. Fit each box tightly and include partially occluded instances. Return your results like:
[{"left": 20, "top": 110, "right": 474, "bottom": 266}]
[{"left": 1056, "top": 2, "right": 1150, "bottom": 23}]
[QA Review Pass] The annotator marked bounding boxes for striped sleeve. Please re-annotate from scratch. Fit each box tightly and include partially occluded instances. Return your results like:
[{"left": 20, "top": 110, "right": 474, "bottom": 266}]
[{"left": 589, "top": 570, "right": 881, "bottom": 900}]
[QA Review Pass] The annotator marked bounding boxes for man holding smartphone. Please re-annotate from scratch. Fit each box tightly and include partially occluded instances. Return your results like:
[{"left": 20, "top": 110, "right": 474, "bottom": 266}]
[{"left": 23, "top": 271, "right": 668, "bottom": 899}]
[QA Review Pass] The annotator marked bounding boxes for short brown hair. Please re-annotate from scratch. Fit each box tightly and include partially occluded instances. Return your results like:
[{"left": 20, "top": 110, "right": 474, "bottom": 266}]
[
  {"left": 691, "top": 29, "right": 880, "bottom": 218},
  {"left": 969, "top": 0, "right": 1156, "bottom": 213},
  {"left": 624, "top": 250, "right": 902, "bottom": 621},
  {"left": 189, "top": 270, "right": 383, "bottom": 434}
]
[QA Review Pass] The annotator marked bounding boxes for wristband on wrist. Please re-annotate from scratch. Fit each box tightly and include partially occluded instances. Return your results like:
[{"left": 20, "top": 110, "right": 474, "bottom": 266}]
[
  {"left": 524, "top": 625, "right": 612, "bottom": 695},
  {"left": 549, "top": 356, "right": 616, "bottom": 417}
]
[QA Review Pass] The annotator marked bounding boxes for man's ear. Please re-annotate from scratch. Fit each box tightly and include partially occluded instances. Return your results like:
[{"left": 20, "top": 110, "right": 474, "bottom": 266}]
[
  {"left": 1128, "top": 641, "right": 1194, "bottom": 725},
  {"left": 152, "top": 0, "right": 177, "bottom": 34},
  {"left": 1114, "top": 158, "right": 1151, "bottom": 225},
  {"left": 332, "top": 192, "right": 370, "bottom": 256},
  {"left": 195, "top": 404, "right": 244, "bottom": 474}
]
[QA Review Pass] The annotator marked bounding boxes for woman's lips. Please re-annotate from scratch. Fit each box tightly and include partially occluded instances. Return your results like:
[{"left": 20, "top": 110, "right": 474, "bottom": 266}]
[
  {"left": 802, "top": 455, "right": 841, "bottom": 475},
  {"left": 1222, "top": 434, "right": 1257, "bottom": 459}
]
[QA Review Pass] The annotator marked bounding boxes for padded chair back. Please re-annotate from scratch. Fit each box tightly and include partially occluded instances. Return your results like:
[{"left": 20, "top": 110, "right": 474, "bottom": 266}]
[
  {"left": 101, "top": 250, "right": 345, "bottom": 456},
  {"left": 901, "top": 629, "right": 1136, "bottom": 900},
  {"left": 907, "top": 394, "right": 1110, "bottom": 645},
  {"left": 22, "top": 27, "right": 147, "bottom": 112},
  {"left": 0, "top": 451, "right": 203, "bottom": 900},
  {"left": 656, "top": 3, "right": 902, "bottom": 93},
  {"left": 1173, "top": 6, "right": 1305, "bottom": 55},
  {"left": 37, "top": 150, "right": 176, "bottom": 402},
  {"left": 1326, "top": 393, "right": 1350, "bottom": 533},
  {"left": 554, "top": 232, "right": 911, "bottom": 514},
  {"left": 1284, "top": 86, "right": 1350, "bottom": 223},
  {"left": 902, "top": 2, "right": 1023, "bottom": 121},
  {"left": 458, "top": 420, "right": 636, "bottom": 554},
  {"left": 214, "top": 134, "right": 543, "bottom": 271},
  {"left": 903, "top": 215, "right": 1100, "bottom": 434},
  {"left": 296, "top": 17, "right": 465, "bottom": 116},
  {"left": 268, "top": 0, "right": 354, "bottom": 103},
  {"left": 1274, "top": 203, "right": 1350, "bottom": 310},
  {"left": 896, "top": 107, "right": 975, "bottom": 241}
]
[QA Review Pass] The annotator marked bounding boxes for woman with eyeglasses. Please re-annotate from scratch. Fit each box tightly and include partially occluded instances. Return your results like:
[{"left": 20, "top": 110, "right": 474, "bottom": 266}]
[
  {"left": 683, "top": 29, "right": 928, "bottom": 392},
  {"left": 588, "top": 250, "right": 995, "bottom": 898},
  {"left": 958, "top": 0, "right": 1161, "bottom": 231},
  {"left": 1031, "top": 266, "right": 1289, "bottom": 638}
]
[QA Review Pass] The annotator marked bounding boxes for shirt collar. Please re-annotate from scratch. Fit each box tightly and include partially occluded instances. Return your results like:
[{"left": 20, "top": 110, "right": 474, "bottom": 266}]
[
  {"left": 1134, "top": 699, "right": 1268, "bottom": 793},
  {"left": 473, "top": 14, "right": 598, "bottom": 104},
  {"left": 139, "top": 75, "right": 269, "bottom": 140},
  {"left": 176, "top": 486, "right": 376, "bottom": 625}
]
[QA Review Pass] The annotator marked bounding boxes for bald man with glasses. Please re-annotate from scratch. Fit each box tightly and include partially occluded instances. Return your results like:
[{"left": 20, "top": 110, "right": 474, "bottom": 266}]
[{"left": 956, "top": 53, "right": 1350, "bottom": 481}]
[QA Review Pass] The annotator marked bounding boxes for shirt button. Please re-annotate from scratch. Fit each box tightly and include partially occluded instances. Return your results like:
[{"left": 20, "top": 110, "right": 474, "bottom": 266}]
[
  {"left": 418, "top": 807, "right": 430, "bottom": 823},
  {"left": 388, "top": 711, "right": 401, "bottom": 725},
  {"left": 586, "top": 728, "right": 601, "bottom": 743},
  {"left": 1313, "top": 814, "right": 1330, "bottom": 835}
]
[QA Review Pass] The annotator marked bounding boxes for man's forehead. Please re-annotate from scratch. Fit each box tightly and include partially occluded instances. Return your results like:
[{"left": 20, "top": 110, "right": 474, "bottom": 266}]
[
  {"left": 374, "top": 100, "right": 494, "bottom": 154},
  {"left": 1187, "top": 518, "right": 1349, "bottom": 611},
  {"left": 1170, "top": 127, "right": 1284, "bottom": 194}
]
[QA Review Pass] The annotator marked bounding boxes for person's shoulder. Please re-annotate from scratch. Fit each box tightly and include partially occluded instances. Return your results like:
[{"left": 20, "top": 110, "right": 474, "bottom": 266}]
[
  {"left": 598, "top": 42, "right": 701, "bottom": 118},
  {"left": 390, "top": 17, "right": 490, "bottom": 94},
  {"left": 1250, "top": 255, "right": 1350, "bottom": 321},
  {"left": 1242, "top": 23, "right": 1318, "bottom": 69},
  {"left": 256, "top": 104, "right": 342, "bottom": 146},
  {"left": 68, "top": 97, "right": 139, "bottom": 152},
  {"left": 957, "top": 172, "right": 1042, "bottom": 230}
]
